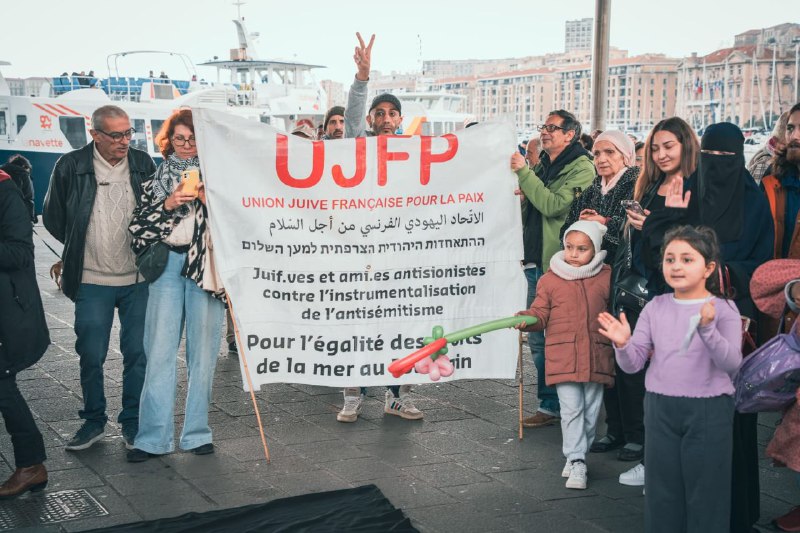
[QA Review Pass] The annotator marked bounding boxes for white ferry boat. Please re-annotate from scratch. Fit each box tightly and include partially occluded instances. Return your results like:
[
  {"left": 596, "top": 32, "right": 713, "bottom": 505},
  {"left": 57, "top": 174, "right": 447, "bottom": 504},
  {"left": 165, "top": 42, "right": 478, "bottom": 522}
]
[
  {"left": 0, "top": 13, "right": 475, "bottom": 214},
  {"left": 0, "top": 15, "right": 327, "bottom": 213},
  {"left": 395, "top": 91, "right": 473, "bottom": 136}
]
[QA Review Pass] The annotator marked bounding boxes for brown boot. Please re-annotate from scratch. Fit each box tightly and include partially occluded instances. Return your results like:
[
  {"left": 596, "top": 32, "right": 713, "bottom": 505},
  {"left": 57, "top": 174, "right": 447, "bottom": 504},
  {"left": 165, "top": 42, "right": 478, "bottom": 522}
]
[{"left": 0, "top": 464, "right": 48, "bottom": 499}]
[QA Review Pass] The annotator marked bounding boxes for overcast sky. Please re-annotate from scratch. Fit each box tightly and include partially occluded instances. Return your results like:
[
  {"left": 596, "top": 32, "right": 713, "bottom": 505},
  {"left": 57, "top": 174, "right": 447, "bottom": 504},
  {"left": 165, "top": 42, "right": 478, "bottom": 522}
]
[{"left": 1, "top": 0, "right": 796, "bottom": 85}]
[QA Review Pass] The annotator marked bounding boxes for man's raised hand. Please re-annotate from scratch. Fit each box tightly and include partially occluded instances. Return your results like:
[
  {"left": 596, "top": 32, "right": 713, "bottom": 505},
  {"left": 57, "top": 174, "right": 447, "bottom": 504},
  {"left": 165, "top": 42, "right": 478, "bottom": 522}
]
[{"left": 354, "top": 33, "right": 375, "bottom": 81}]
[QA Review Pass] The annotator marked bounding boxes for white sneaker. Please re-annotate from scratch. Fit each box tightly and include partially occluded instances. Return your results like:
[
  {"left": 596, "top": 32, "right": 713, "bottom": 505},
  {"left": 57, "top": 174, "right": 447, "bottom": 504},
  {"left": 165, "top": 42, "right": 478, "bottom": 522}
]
[
  {"left": 384, "top": 386, "right": 423, "bottom": 420},
  {"left": 619, "top": 463, "right": 645, "bottom": 486},
  {"left": 337, "top": 388, "right": 364, "bottom": 423},
  {"left": 565, "top": 460, "right": 588, "bottom": 489},
  {"left": 562, "top": 458, "right": 572, "bottom": 478}
]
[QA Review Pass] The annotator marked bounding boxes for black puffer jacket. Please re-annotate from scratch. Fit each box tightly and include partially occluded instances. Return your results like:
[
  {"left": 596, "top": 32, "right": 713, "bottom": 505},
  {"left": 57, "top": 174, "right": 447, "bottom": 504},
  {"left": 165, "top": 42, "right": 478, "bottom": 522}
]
[
  {"left": 0, "top": 172, "right": 50, "bottom": 375},
  {"left": 42, "top": 142, "right": 156, "bottom": 301}
]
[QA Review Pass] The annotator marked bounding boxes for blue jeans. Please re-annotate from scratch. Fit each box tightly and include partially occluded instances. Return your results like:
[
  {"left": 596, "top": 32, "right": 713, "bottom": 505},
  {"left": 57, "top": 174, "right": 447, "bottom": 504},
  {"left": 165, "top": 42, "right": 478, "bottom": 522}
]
[
  {"left": 74, "top": 282, "right": 148, "bottom": 429},
  {"left": 136, "top": 252, "right": 224, "bottom": 454},
  {"left": 525, "top": 267, "right": 560, "bottom": 416}
]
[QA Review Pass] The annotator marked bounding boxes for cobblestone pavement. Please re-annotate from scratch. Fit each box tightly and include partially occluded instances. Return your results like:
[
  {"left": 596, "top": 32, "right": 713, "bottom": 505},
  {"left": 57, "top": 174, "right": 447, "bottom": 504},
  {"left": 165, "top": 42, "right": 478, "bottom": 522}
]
[{"left": 0, "top": 226, "right": 795, "bottom": 532}]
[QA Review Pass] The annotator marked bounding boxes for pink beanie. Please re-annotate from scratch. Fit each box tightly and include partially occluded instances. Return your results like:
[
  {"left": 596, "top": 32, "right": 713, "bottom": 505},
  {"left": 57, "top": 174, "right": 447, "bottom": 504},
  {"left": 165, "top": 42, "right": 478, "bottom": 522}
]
[{"left": 595, "top": 130, "right": 636, "bottom": 167}]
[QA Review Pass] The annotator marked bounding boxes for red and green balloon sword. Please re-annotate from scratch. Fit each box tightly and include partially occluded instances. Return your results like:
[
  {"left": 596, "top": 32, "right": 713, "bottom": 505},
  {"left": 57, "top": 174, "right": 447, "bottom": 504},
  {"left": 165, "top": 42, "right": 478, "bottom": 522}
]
[{"left": 388, "top": 315, "right": 538, "bottom": 381}]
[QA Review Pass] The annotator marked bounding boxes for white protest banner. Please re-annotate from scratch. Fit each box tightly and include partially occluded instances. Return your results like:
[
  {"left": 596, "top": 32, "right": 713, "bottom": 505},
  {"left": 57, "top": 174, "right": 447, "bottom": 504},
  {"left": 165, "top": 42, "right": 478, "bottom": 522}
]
[{"left": 193, "top": 108, "right": 526, "bottom": 390}]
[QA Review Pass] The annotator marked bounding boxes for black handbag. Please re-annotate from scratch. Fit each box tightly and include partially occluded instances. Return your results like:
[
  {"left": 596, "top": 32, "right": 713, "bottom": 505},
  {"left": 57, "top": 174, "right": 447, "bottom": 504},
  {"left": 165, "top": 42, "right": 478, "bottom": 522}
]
[
  {"left": 614, "top": 272, "right": 651, "bottom": 313},
  {"left": 612, "top": 226, "right": 651, "bottom": 313},
  {"left": 135, "top": 241, "right": 169, "bottom": 283}
]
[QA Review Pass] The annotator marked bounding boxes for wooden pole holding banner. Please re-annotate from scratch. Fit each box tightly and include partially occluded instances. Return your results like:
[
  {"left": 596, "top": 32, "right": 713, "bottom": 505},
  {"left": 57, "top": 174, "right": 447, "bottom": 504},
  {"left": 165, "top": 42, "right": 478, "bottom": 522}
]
[
  {"left": 518, "top": 331, "right": 524, "bottom": 440},
  {"left": 225, "top": 292, "right": 271, "bottom": 463}
]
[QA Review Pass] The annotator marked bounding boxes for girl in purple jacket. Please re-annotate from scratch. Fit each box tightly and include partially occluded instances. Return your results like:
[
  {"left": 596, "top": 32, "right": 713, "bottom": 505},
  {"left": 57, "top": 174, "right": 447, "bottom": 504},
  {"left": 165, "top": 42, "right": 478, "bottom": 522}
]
[{"left": 598, "top": 226, "right": 743, "bottom": 533}]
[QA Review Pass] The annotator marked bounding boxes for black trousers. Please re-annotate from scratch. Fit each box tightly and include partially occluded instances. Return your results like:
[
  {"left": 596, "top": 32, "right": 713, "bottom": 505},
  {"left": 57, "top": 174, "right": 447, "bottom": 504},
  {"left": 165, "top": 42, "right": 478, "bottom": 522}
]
[
  {"left": 0, "top": 374, "right": 46, "bottom": 468},
  {"left": 602, "top": 359, "right": 647, "bottom": 446},
  {"left": 729, "top": 412, "right": 760, "bottom": 533},
  {"left": 644, "top": 393, "right": 734, "bottom": 533}
]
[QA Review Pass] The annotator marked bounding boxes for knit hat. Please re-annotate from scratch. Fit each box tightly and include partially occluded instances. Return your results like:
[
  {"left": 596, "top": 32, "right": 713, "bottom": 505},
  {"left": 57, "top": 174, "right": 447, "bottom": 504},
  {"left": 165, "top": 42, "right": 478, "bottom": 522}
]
[
  {"left": 751, "top": 259, "right": 800, "bottom": 318},
  {"left": 701, "top": 122, "right": 744, "bottom": 155},
  {"left": 324, "top": 106, "right": 345, "bottom": 128},
  {"left": 594, "top": 130, "right": 635, "bottom": 166},
  {"left": 563, "top": 220, "right": 607, "bottom": 254},
  {"left": 369, "top": 93, "right": 402, "bottom": 114}
]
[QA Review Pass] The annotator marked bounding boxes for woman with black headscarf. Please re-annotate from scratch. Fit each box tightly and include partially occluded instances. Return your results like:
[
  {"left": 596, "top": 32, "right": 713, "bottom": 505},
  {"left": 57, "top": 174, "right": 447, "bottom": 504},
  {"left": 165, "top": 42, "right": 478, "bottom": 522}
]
[
  {"left": 640, "top": 122, "right": 774, "bottom": 533},
  {"left": 642, "top": 122, "right": 773, "bottom": 315}
]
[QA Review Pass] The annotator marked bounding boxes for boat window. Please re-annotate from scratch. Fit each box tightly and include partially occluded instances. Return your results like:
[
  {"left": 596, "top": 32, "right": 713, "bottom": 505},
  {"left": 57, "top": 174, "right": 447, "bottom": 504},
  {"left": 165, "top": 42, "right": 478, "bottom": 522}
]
[
  {"left": 58, "top": 116, "right": 86, "bottom": 149},
  {"left": 16, "top": 115, "right": 27, "bottom": 133},
  {"left": 151, "top": 119, "right": 165, "bottom": 152},
  {"left": 0, "top": 112, "right": 6, "bottom": 136},
  {"left": 130, "top": 119, "right": 147, "bottom": 152}
]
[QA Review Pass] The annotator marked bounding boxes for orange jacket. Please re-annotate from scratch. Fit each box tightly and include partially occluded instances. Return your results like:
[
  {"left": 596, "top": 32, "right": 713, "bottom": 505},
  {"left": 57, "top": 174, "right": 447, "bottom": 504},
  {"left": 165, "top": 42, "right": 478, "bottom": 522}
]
[{"left": 762, "top": 174, "right": 800, "bottom": 259}]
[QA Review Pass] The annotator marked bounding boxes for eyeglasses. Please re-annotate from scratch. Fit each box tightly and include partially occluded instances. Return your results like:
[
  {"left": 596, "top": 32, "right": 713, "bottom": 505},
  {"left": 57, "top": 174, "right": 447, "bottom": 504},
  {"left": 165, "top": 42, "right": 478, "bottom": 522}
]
[
  {"left": 96, "top": 128, "right": 136, "bottom": 143},
  {"left": 172, "top": 136, "right": 196, "bottom": 147},
  {"left": 538, "top": 124, "right": 567, "bottom": 133}
]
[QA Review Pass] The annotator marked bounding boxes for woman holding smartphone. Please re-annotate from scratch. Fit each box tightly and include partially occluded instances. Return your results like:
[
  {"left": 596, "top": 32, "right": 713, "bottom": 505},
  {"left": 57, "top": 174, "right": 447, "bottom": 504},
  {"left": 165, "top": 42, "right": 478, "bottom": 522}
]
[
  {"left": 559, "top": 130, "right": 639, "bottom": 262},
  {"left": 127, "top": 108, "right": 225, "bottom": 462}
]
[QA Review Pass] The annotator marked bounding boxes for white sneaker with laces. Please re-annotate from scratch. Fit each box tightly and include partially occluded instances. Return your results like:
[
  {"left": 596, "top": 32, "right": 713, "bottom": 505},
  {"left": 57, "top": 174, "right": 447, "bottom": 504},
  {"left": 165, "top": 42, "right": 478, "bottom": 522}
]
[
  {"left": 619, "top": 463, "right": 645, "bottom": 486},
  {"left": 384, "top": 386, "right": 423, "bottom": 420},
  {"left": 566, "top": 460, "right": 588, "bottom": 489},
  {"left": 562, "top": 458, "right": 572, "bottom": 478},
  {"left": 337, "top": 388, "right": 364, "bottom": 423}
]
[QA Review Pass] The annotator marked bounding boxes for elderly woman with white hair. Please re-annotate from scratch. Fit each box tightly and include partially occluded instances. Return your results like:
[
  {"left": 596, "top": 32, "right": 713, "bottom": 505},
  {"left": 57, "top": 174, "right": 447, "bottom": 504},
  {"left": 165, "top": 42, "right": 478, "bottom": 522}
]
[{"left": 559, "top": 130, "right": 639, "bottom": 262}]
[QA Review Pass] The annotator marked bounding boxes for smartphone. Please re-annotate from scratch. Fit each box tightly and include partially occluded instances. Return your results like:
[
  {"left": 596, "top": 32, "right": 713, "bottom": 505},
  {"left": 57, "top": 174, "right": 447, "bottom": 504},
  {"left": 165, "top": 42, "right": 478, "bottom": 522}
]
[
  {"left": 621, "top": 199, "right": 645, "bottom": 216},
  {"left": 180, "top": 169, "right": 200, "bottom": 198}
]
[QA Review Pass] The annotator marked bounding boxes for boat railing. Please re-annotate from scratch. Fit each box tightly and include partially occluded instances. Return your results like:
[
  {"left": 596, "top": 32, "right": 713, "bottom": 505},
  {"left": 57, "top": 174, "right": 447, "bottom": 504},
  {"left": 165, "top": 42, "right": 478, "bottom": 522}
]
[
  {"left": 52, "top": 75, "right": 99, "bottom": 94},
  {"left": 51, "top": 75, "right": 192, "bottom": 100}
]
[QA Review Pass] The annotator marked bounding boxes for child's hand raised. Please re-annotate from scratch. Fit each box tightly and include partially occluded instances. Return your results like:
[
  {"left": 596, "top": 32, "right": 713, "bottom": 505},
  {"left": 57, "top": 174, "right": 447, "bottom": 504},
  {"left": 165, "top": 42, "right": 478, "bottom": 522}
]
[
  {"left": 699, "top": 299, "right": 715, "bottom": 326},
  {"left": 598, "top": 312, "right": 632, "bottom": 347}
]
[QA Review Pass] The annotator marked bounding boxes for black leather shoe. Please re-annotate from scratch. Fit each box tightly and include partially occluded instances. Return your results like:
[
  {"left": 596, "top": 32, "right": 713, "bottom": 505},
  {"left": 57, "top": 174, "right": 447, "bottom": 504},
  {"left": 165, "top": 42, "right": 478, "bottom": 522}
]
[
  {"left": 618, "top": 444, "right": 644, "bottom": 462},
  {"left": 190, "top": 443, "right": 214, "bottom": 456},
  {"left": 590, "top": 435, "right": 625, "bottom": 453},
  {"left": 126, "top": 448, "right": 159, "bottom": 463}
]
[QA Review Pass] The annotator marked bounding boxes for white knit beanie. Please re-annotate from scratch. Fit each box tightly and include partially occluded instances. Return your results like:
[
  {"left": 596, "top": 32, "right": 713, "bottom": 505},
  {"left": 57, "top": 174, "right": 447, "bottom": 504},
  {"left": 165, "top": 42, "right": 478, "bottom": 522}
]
[{"left": 563, "top": 220, "right": 607, "bottom": 254}]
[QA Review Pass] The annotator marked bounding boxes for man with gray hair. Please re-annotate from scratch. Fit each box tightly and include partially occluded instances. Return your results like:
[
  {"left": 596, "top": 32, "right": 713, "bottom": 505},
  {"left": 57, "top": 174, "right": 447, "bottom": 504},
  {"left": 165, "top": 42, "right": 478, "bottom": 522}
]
[
  {"left": 43, "top": 105, "right": 156, "bottom": 452},
  {"left": 510, "top": 110, "right": 595, "bottom": 431}
]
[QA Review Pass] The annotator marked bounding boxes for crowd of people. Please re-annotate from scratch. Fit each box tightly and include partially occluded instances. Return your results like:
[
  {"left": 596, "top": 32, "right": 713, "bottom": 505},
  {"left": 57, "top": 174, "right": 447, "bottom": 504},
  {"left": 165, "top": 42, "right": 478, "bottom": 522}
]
[{"left": 1, "top": 33, "right": 799, "bottom": 533}]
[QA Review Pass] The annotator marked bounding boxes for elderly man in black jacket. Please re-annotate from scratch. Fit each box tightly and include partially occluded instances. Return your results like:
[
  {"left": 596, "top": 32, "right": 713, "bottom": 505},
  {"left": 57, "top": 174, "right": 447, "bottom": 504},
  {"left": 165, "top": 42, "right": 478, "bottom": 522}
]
[
  {"left": 0, "top": 169, "right": 50, "bottom": 499},
  {"left": 43, "top": 105, "right": 156, "bottom": 452}
]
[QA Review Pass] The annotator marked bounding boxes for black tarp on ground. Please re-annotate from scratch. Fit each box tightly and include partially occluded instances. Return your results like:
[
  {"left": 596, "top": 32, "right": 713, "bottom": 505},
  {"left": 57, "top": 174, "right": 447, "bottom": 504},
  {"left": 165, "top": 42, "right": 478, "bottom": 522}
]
[{"left": 83, "top": 484, "right": 418, "bottom": 533}]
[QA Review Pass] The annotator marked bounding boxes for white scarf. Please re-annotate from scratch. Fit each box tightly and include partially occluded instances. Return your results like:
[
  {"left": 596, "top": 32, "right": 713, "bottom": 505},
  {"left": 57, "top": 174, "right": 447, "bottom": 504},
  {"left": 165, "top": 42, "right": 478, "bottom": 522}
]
[
  {"left": 600, "top": 166, "right": 629, "bottom": 196},
  {"left": 548, "top": 249, "right": 607, "bottom": 281}
]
